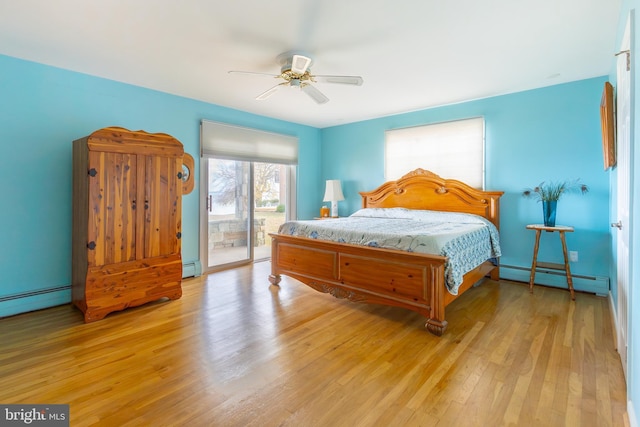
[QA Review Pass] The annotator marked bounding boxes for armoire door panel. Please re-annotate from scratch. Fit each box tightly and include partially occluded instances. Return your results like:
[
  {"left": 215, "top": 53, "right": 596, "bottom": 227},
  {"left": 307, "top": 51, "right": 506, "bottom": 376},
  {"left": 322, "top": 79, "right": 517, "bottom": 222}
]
[
  {"left": 87, "top": 151, "right": 137, "bottom": 266},
  {"left": 107, "top": 152, "right": 137, "bottom": 264},
  {"left": 143, "top": 155, "right": 181, "bottom": 258}
]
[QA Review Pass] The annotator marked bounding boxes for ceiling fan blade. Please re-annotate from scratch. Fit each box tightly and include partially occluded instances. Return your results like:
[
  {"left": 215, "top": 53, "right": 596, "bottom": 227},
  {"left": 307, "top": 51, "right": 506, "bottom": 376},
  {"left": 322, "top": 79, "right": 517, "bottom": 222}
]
[
  {"left": 291, "top": 55, "right": 312, "bottom": 74},
  {"left": 229, "top": 70, "right": 279, "bottom": 78},
  {"left": 301, "top": 84, "right": 329, "bottom": 104},
  {"left": 313, "top": 75, "right": 364, "bottom": 86},
  {"left": 256, "top": 83, "right": 286, "bottom": 101}
]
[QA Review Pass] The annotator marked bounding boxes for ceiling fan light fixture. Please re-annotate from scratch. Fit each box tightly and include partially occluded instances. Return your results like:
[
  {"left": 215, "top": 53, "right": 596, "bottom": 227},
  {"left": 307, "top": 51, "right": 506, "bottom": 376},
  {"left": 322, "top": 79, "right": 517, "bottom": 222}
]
[{"left": 290, "top": 54, "right": 312, "bottom": 75}]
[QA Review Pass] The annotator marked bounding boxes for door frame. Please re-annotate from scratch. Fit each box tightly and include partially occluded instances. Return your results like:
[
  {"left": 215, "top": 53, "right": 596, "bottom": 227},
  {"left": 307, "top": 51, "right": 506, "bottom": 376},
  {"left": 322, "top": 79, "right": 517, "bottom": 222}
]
[{"left": 614, "top": 13, "right": 634, "bottom": 380}]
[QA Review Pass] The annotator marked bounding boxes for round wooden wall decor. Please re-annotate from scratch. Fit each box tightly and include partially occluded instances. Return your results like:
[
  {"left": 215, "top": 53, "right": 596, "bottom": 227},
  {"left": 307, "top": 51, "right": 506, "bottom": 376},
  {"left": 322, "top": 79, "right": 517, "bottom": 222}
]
[{"left": 181, "top": 153, "right": 195, "bottom": 194}]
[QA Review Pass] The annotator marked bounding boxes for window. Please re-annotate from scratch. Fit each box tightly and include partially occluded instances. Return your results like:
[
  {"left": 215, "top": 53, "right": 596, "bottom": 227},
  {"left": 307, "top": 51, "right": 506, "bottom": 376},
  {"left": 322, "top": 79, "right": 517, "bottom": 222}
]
[{"left": 385, "top": 117, "right": 485, "bottom": 188}]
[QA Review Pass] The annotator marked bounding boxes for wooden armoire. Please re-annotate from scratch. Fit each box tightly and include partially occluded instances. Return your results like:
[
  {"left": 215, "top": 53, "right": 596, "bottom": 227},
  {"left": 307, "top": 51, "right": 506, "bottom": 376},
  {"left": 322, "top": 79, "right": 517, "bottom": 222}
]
[{"left": 72, "top": 127, "right": 193, "bottom": 322}]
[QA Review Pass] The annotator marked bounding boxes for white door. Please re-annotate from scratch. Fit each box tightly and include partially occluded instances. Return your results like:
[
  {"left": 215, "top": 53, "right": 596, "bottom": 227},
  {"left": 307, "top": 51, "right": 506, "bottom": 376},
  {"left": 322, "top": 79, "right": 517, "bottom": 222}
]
[{"left": 615, "top": 17, "right": 632, "bottom": 379}]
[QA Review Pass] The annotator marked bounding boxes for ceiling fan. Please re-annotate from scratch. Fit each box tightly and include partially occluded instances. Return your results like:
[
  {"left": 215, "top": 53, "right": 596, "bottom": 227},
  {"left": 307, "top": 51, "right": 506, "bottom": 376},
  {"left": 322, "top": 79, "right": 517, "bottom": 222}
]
[{"left": 228, "top": 51, "right": 363, "bottom": 104}]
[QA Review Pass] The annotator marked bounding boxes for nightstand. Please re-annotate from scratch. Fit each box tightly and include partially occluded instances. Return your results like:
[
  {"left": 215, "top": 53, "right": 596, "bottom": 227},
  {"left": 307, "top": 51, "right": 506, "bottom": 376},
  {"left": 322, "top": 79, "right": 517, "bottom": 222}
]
[{"left": 526, "top": 224, "right": 575, "bottom": 300}]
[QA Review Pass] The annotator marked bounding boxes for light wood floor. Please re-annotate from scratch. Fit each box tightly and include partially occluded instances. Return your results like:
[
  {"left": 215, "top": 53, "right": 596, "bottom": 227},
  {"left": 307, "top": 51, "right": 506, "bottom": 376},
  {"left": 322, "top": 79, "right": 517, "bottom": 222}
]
[{"left": 0, "top": 261, "right": 628, "bottom": 426}]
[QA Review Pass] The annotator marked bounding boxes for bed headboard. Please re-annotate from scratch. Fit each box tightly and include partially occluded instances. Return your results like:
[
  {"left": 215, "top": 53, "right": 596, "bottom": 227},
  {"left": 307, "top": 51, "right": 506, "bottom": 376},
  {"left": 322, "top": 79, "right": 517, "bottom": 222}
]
[{"left": 359, "top": 168, "right": 504, "bottom": 229}]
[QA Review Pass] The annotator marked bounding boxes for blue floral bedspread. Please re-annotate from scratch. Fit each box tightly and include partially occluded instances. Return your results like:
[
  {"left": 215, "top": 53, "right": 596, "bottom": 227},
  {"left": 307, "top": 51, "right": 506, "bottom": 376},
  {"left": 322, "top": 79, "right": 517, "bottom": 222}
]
[{"left": 278, "top": 208, "right": 501, "bottom": 295}]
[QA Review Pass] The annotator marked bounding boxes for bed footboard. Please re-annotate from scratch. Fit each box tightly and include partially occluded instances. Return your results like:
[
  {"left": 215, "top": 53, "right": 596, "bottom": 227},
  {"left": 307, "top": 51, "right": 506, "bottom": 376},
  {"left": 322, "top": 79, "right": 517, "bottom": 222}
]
[{"left": 269, "top": 233, "right": 452, "bottom": 336}]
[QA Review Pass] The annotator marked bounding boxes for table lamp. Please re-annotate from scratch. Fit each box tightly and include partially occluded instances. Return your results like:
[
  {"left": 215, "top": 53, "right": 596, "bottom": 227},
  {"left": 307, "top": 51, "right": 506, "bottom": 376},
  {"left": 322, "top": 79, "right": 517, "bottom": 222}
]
[{"left": 323, "top": 180, "right": 345, "bottom": 218}]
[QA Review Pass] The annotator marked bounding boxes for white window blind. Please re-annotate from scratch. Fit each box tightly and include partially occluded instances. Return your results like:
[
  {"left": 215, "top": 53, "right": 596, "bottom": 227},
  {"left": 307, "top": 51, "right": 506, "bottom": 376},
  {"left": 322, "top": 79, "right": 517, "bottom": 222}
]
[
  {"left": 201, "top": 120, "right": 298, "bottom": 164},
  {"left": 385, "top": 117, "right": 485, "bottom": 188}
]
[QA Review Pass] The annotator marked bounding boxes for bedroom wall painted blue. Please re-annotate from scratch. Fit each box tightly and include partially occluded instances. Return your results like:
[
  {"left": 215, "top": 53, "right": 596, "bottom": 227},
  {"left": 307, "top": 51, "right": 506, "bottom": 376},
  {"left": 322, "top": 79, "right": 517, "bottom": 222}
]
[
  {"left": 0, "top": 53, "right": 321, "bottom": 317},
  {"left": 321, "top": 77, "right": 611, "bottom": 282}
]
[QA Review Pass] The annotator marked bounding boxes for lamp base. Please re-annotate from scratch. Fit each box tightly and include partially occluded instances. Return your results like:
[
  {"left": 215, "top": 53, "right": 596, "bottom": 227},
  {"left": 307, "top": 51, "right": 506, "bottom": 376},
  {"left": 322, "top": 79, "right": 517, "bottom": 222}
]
[{"left": 331, "top": 200, "right": 339, "bottom": 218}]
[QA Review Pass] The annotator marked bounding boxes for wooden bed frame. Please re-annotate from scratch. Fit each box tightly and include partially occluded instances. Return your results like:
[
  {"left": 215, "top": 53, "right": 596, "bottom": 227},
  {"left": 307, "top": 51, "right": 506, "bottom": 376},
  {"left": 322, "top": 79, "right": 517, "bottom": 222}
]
[{"left": 269, "top": 169, "right": 503, "bottom": 336}]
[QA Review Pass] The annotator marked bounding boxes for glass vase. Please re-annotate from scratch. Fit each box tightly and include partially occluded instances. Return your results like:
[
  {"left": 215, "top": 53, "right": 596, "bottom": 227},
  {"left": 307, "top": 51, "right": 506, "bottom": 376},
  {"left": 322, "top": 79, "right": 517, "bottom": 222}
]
[{"left": 542, "top": 200, "right": 557, "bottom": 227}]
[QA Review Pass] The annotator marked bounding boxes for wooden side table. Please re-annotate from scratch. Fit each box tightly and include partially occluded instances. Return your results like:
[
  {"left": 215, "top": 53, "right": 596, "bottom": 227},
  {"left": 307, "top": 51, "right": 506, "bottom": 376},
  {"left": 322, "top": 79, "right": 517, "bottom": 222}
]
[{"left": 526, "top": 224, "right": 575, "bottom": 300}]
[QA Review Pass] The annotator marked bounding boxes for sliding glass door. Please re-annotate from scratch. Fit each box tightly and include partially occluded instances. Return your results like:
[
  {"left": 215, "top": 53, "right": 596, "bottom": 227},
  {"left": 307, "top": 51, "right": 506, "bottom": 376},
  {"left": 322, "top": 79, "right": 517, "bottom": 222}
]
[
  {"left": 202, "top": 157, "right": 293, "bottom": 271},
  {"left": 206, "top": 158, "right": 251, "bottom": 267},
  {"left": 199, "top": 120, "right": 298, "bottom": 272}
]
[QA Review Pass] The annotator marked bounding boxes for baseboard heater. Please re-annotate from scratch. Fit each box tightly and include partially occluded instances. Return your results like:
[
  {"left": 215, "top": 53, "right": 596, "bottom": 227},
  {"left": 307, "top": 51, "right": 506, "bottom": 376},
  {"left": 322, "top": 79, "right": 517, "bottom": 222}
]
[
  {"left": 499, "top": 264, "right": 609, "bottom": 297},
  {"left": 1, "top": 260, "right": 202, "bottom": 318},
  {"left": 0, "top": 285, "right": 71, "bottom": 303},
  {"left": 182, "top": 260, "right": 201, "bottom": 278},
  {"left": 0, "top": 285, "right": 72, "bottom": 319}
]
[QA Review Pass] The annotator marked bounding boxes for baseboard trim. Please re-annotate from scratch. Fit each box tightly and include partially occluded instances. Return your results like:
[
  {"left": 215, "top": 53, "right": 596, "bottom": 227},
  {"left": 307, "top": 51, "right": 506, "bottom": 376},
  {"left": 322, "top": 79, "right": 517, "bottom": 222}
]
[
  {"left": 500, "top": 264, "right": 609, "bottom": 296},
  {"left": 609, "top": 290, "right": 620, "bottom": 351},
  {"left": 629, "top": 400, "right": 638, "bottom": 427}
]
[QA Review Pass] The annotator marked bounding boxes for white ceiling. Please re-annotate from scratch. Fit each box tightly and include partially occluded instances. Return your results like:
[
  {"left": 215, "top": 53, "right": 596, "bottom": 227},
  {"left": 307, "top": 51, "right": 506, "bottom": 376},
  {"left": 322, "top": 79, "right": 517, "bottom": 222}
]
[{"left": 0, "top": 0, "right": 622, "bottom": 128}]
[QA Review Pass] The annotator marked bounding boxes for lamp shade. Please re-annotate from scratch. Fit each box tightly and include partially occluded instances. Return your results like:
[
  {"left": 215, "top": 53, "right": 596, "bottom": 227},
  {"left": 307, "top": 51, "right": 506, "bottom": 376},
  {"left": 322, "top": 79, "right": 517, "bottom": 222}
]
[{"left": 323, "top": 180, "right": 345, "bottom": 202}]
